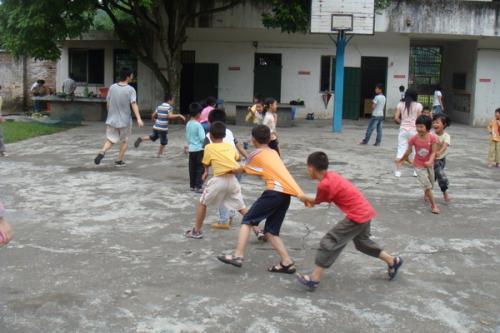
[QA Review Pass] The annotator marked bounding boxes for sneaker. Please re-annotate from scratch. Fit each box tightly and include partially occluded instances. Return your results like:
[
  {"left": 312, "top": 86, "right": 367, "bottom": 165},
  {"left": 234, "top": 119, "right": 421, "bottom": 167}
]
[
  {"left": 394, "top": 170, "right": 401, "bottom": 178},
  {"left": 114, "top": 160, "right": 126, "bottom": 167},
  {"left": 0, "top": 152, "right": 7, "bottom": 157},
  {"left": 94, "top": 153, "right": 105, "bottom": 165},
  {"left": 413, "top": 170, "right": 418, "bottom": 177},
  {"left": 373, "top": 143, "right": 380, "bottom": 147},
  {"left": 134, "top": 137, "right": 142, "bottom": 148},
  {"left": 185, "top": 228, "right": 203, "bottom": 239},
  {"left": 359, "top": 140, "right": 367, "bottom": 145},
  {"left": 211, "top": 223, "right": 230, "bottom": 230}
]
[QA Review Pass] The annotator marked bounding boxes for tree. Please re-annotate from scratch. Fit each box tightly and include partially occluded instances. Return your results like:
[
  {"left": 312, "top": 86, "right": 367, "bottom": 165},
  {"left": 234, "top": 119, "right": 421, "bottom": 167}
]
[
  {"left": 0, "top": 0, "right": 245, "bottom": 103},
  {"left": 0, "top": 0, "right": 392, "bottom": 104}
]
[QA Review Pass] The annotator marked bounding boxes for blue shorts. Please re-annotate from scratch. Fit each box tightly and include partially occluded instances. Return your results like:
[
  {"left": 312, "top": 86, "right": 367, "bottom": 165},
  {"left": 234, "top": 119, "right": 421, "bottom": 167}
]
[
  {"left": 242, "top": 190, "right": 291, "bottom": 236},
  {"left": 150, "top": 130, "right": 168, "bottom": 145}
]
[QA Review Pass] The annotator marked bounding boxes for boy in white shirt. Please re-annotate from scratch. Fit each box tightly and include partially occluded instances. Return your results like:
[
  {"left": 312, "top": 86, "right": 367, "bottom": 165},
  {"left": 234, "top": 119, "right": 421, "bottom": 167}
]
[{"left": 360, "top": 84, "right": 386, "bottom": 146}]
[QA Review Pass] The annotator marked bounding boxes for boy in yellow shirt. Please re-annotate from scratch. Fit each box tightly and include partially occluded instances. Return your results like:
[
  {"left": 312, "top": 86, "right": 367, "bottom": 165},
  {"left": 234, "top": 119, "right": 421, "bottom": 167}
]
[
  {"left": 487, "top": 108, "right": 500, "bottom": 168},
  {"left": 217, "top": 125, "right": 304, "bottom": 274},
  {"left": 185, "top": 122, "right": 247, "bottom": 239}
]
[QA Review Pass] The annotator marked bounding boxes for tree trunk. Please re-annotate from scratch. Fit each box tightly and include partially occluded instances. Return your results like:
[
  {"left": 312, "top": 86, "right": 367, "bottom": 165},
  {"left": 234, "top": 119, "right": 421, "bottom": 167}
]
[{"left": 165, "top": 49, "right": 183, "bottom": 113}]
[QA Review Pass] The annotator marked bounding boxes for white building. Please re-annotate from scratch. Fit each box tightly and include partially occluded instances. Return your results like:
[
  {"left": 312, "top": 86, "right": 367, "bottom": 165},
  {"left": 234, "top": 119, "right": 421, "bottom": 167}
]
[{"left": 55, "top": 0, "right": 500, "bottom": 126}]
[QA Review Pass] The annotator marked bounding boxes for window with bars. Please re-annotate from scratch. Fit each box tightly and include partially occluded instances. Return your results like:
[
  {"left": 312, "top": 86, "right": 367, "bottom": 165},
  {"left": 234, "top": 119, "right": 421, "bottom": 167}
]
[{"left": 409, "top": 46, "right": 442, "bottom": 106}]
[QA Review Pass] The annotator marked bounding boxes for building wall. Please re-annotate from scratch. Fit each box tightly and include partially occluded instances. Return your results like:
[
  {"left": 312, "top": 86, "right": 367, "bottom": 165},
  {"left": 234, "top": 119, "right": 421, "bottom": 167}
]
[
  {"left": 0, "top": 52, "right": 24, "bottom": 112},
  {"left": 474, "top": 48, "right": 500, "bottom": 126},
  {"left": 442, "top": 40, "right": 478, "bottom": 125}
]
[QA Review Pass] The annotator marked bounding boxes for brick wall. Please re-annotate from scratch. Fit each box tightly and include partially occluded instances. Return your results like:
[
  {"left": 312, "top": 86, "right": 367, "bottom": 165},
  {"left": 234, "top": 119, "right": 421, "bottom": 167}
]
[{"left": 0, "top": 51, "right": 56, "bottom": 113}]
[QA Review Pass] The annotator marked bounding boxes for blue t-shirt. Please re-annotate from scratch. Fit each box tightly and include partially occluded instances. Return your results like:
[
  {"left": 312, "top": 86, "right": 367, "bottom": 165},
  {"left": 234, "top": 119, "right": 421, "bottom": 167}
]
[
  {"left": 186, "top": 120, "right": 205, "bottom": 152},
  {"left": 153, "top": 102, "right": 172, "bottom": 131}
]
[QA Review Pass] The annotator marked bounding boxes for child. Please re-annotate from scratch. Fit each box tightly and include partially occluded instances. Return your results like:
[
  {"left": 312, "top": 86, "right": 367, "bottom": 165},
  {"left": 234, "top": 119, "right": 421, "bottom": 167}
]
[
  {"left": 217, "top": 125, "right": 303, "bottom": 273},
  {"left": 134, "top": 93, "right": 185, "bottom": 157},
  {"left": 245, "top": 100, "right": 264, "bottom": 125},
  {"left": 422, "top": 106, "right": 432, "bottom": 118},
  {"left": 199, "top": 96, "right": 216, "bottom": 133},
  {"left": 432, "top": 114, "right": 451, "bottom": 201},
  {"left": 396, "top": 115, "right": 440, "bottom": 214},
  {"left": 487, "top": 108, "right": 500, "bottom": 168},
  {"left": 185, "top": 122, "right": 247, "bottom": 239},
  {"left": 0, "top": 85, "right": 6, "bottom": 157},
  {"left": 295, "top": 152, "right": 402, "bottom": 291},
  {"left": 399, "top": 85, "right": 405, "bottom": 101},
  {"left": 262, "top": 98, "right": 280, "bottom": 156},
  {"left": 360, "top": 83, "right": 386, "bottom": 146},
  {"left": 205, "top": 109, "right": 248, "bottom": 229},
  {"left": 185, "top": 103, "right": 206, "bottom": 193},
  {"left": 0, "top": 201, "right": 13, "bottom": 247}
]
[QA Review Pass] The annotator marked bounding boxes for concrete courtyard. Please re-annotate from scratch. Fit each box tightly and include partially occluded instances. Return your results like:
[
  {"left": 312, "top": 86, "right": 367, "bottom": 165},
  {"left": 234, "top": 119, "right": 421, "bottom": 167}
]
[{"left": 0, "top": 119, "right": 499, "bottom": 333}]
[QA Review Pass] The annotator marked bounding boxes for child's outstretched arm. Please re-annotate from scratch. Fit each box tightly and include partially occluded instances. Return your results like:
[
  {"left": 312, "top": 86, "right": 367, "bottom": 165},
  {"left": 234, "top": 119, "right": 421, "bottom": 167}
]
[
  {"left": 297, "top": 194, "right": 316, "bottom": 208},
  {"left": 168, "top": 113, "right": 186, "bottom": 123},
  {"left": 425, "top": 143, "right": 438, "bottom": 167}
]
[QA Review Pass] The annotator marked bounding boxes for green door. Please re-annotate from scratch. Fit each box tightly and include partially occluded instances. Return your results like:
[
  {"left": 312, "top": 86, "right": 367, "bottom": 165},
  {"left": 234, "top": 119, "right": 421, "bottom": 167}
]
[{"left": 343, "top": 67, "right": 361, "bottom": 120}]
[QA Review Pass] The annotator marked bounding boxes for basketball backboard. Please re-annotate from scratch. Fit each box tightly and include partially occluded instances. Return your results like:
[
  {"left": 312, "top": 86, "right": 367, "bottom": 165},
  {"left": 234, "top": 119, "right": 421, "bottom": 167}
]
[{"left": 310, "top": 0, "right": 375, "bottom": 35}]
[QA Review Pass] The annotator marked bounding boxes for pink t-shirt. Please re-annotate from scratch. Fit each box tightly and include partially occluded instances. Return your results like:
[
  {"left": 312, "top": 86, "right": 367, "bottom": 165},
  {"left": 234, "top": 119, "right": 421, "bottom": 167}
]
[
  {"left": 398, "top": 102, "right": 423, "bottom": 131},
  {"left": 315, "top": 171, "right": 377, "bottom": 224},
  {"left": 408, "top": 133, "right": 438, "bottom": 168},
  {"left": 199, "top": 106, "right": 214, "bottom": 123}
]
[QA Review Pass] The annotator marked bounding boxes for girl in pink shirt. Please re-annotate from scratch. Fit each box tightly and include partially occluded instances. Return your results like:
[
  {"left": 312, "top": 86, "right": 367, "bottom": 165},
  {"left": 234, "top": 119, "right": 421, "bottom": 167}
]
[
  {"left": 394, "top": 89, "right": 423, "bottom": 177},
  {"left": 199, "top": 96, "right": 216, "bottom": 133}
]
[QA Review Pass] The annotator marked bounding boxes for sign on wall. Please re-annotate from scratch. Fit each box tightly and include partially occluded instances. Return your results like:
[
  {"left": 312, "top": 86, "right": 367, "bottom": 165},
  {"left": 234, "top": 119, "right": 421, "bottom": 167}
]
[{"left": 310, "top": 0, "right": 375, "bottom": 35}]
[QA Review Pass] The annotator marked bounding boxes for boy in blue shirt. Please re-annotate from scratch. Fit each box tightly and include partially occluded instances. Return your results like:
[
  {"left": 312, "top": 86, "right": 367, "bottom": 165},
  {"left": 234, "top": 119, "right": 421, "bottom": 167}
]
[
  {"left": 185, "top": 103, "right": 206, "bottom": 193},
  {"left": 134, "top": 93, "right": 185, "bottom": 157}
]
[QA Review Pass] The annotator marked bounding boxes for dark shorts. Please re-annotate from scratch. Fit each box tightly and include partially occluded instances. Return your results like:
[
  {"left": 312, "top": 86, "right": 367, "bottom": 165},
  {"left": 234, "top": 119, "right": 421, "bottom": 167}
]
[
  {"left": 150, "top": 130, "right": 168, "bottom": 145},
  {"left": 242, "top": 190, "right": 291, "bottom": 236}
]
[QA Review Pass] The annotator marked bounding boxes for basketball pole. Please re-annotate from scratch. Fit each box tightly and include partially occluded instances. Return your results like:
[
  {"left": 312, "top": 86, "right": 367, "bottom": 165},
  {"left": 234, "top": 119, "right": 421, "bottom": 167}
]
[{"left": 331, "top": 31, "right": 353, "bottom": 133}]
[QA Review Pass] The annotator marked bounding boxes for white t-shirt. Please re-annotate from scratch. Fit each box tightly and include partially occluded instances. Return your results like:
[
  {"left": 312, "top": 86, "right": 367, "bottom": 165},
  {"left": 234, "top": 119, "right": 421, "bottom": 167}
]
[
  {"left": 433, "top": 90, "right": 442, "bottom": 106},
  {"left": 372, "top": 94, "right": 386, "bottom": 117},
  {"left": 263, "top": 112, "right": 277, "bottom": 140},
  {"left": 206, "top": 128, "right": 237, "bottom": 150}
]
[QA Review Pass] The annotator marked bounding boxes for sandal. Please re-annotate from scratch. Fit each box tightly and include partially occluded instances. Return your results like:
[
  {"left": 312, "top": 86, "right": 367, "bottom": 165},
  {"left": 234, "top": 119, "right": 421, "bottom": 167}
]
[
  {"left": 388, "top": 256, "right": 403, "bottom": 280},
  {"left": 217, "top": 254, "right": 243, "bottom": 268},
  {"left": 296, "top": 273, "right": 319, "bottom": 291},
  {"left": 268, "top": 261, "right": 296, "bottom": 274},
  {"left": 431, "top": 205, "right": 440, "bottom": 214},
  {"left": 253, "top": 228, "right": 266, "bottom": 241}
]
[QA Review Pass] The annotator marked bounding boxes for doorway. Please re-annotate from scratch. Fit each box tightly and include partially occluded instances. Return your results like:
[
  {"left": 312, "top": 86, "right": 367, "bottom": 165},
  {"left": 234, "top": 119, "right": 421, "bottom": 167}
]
[
  {"left": 114, "top": 49, "right": 138, "bottom": 92},
  {"left": 254, "top": 53, "right": 282, "bottom": 101},
  {"left": 360, "top": 57, "right": 388, "bottom": 117}
]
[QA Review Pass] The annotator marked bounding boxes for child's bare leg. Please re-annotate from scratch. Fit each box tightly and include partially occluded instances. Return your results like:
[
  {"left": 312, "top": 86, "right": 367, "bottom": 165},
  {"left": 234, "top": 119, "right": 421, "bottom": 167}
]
[
  {"left": 0, "top": 218, "right": 12, "bottom": 246},
  {"left": 141, "top": 135, "right": 151, "bottom": 141},
  {"left": 310, "top": 266, "right": 325, "bottom": 282},
  {"left": 378, "top": 251, "right": 395, "bottom": 266},
  {"left": 426, "top": 189, "right": 440, "bottom": 213},
  {"left": 117, "top": 140, "right": 128, "bottom": 161},
  {"left": 157, "top": 144, "right": 166, "bottom": 156},
  {"left": 194, "top": 203, "right": 207, "bottom": 232},
  {"left": 266, "top": 233, "right": 293, "bottom": 266},
  {"left": 234, "top": 224, "right": 252, "bottom": 257},
  {"left": 100, "top": 140, "right": 113, "bottom": 154}
]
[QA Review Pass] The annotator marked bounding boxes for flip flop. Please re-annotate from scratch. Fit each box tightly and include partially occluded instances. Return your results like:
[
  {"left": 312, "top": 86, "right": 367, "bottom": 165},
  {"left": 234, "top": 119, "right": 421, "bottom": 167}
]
[
  {"left": 268, "top": 261, "right": 296, "bottom": 274},
  {"left": 296, "top": 273, "right": 319, "bottom": 291},
  {"left": 217, "top": 255, "right": 243, "bottom": 268},
  {"left": 388, "top": 256, "right": 403, "bottom": 280}
]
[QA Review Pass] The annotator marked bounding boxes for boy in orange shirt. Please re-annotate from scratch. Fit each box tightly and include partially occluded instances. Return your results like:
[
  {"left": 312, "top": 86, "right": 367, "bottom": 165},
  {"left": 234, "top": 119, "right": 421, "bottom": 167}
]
[
  {"left": 217, "top": 125, "right": 303, "bottom": 274},
  {"left": 487, "top": 108, "right": 500, "bottom": 168},
  {"left": 185, "top": 122, "right": 247, "bottom": 239}
]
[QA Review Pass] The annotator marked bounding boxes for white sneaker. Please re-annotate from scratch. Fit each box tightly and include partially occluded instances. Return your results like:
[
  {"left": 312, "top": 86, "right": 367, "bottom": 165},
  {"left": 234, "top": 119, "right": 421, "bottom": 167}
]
[
  {"left": 395, "top": 171, "right": 401, "bottom": 178},
  {"left": 413, "top": 170, "right": 418, "bottom": 177}
]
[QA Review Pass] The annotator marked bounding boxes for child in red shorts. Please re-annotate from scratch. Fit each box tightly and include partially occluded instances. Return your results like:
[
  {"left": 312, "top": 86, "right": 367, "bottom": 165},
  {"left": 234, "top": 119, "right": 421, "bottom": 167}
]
[{"left": 296, "top": 152, "right": 402, "bottom": 291}]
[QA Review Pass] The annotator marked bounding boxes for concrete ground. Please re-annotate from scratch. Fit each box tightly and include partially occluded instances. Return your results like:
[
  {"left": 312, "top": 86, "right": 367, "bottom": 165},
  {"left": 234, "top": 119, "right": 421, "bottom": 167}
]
[{"left": 0, "top": 119, "right": 499, "bottom": 333}]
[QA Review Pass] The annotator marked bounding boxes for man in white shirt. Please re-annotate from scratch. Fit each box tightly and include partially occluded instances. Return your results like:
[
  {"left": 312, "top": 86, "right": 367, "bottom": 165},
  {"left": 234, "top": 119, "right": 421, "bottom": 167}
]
[{"left": 360, "top": 84, "right": 386, "bottom": 146}]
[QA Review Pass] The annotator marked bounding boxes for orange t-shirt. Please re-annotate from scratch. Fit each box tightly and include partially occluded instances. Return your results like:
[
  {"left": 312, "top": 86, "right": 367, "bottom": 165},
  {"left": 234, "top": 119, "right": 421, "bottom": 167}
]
[{"left": 244, "top": 148, "right": 303, "bottom": 196}]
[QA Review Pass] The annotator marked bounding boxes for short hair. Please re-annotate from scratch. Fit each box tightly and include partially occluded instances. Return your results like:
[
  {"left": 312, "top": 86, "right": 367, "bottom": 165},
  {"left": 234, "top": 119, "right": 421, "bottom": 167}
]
[
  {"left": 307, "top": 152, "right": 329, "bottom": 171},
  {"left": 252, "top": 125, "right": 271, "bottom": 144},
  {"left": 416, "top": 114, "right": 432, "bottom": 131},
  {"left": 399, "top": 85, "right": 405, "bottom": 92},
  {"left": 264, "top": 97, "right": 276, "bottom": 108},
  {"left": 164, "top": 92, "right": 173, "bottom": 102},
  {"left": 37, "top": 79, "right": 45, "bottom": 85},
  {"left": 209, "top": 121, "right": 226, "bottom": 139},
  {"left": 375, "top": 83, "right": 384, "bottom": 91},
  {"left": 208, "top": 108, "right": 226, "bottom": 124},
  {"left": 206, "top": 96, "right": 217, "bottom": 107},
  {"left": 433, "top": 113, "right": 450, "bottom": 128},
  {"left": 119, "top": 67, "right": 133, "bottom": 81},
  {"left": 189, "top": 102, "right": 203, "bottom": 117},
  {"left": 423, "top": 106, "right": 430, "bottom": 111},
  {"left": 495, "top": 108, "right": 500, "bottom": 114}
]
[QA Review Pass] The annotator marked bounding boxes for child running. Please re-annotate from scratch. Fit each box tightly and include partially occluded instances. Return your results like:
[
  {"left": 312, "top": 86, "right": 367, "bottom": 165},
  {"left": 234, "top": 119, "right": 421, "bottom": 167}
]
[
  {"left": 134, "top": 93, "right": 185, "bottom": 157},
  {"left": 295, "top": 152, "right": 403, "bottom": 291},
  {"left": 185, "top": 122, "right": 247, "bottom": 239},
  {"left": 432, "top": 114, "right": 451, "bottom": 201},
  {"left": 262, "top": 98, "right": 281, "bottom": 156},
  {"left": 217, "top": 125, "right": 303, "bottom": 273},
  {"left": 185, "top": 103, "right": 206, "bottom": 193},
  {"left": 396, "top": 115, "right": 440, "bottom": 214},
  {"left": 487, "top": 108, "right": 500, "bottom": 168}
]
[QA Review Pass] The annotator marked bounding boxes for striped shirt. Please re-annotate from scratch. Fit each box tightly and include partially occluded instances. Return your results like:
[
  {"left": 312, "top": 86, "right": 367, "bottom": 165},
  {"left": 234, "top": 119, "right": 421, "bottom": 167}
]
[{"left": 153, "top": 103, "right": 172, "bottom": 131}]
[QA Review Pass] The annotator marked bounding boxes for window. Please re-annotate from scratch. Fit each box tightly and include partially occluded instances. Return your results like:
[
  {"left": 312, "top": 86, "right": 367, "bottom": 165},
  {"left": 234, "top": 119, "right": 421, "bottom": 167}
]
[
  {"left": 69, "top": 49, "right": 105, "bottom": 84},
  {"left": 409, "top": 46, "right": 442, "bottom": 107},
  {"left": 320, "top": 56, "right": 336, "bottom": 92}
]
